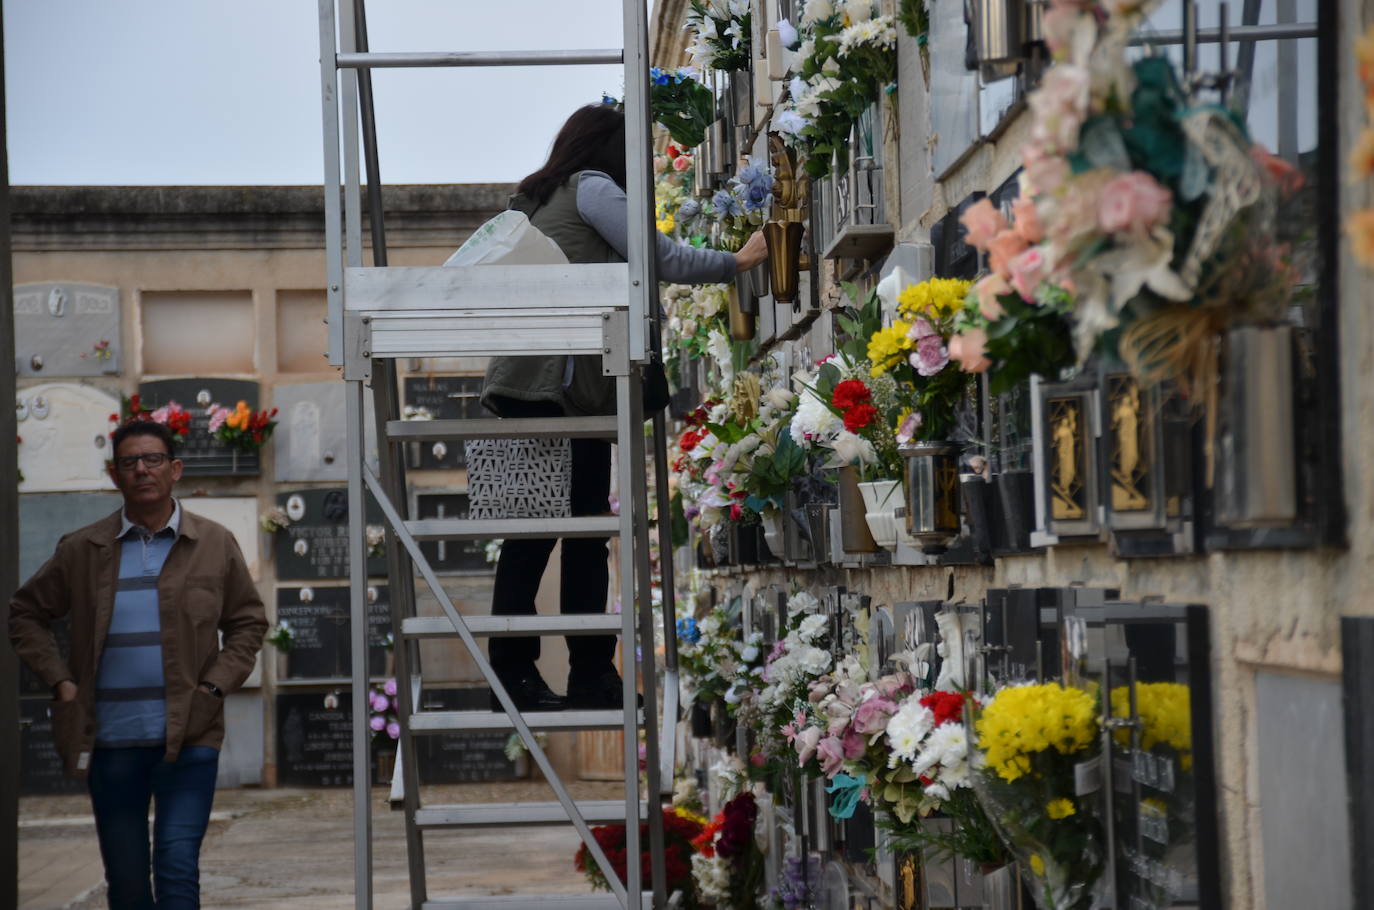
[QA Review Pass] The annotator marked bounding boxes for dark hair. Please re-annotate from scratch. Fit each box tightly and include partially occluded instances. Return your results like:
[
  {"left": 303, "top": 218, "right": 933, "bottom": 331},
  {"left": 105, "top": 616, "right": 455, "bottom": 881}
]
[
  {"left": 111, "top": 420, "right": 178, "bottom": 458},
  {"left": 517, "top": 104, "right": 627, "bottom": 205}
]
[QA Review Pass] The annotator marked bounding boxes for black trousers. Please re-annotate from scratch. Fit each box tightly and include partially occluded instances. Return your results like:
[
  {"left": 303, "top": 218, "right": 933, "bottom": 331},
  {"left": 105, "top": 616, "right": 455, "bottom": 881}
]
[{"left": 487, "top": 399, "right": 615, "bottom": 681}]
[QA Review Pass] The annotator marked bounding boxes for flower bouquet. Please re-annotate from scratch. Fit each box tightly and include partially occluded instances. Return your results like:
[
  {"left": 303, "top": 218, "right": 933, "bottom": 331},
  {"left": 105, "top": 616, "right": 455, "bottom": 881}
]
[
  {"left": 972, "top": 682, "right": 1108, "bottom": 910},
  {"left": 574, "top": 806, "right": 707, "bottom": 901},
  {"left": 777, "top": 0, "right": 897, "bottom": 179},
  {"left": 208, "top": 400, "right": 279, "bottom": 451},
  {"left": 368, "top": 678, "right": 400, "bottom": 741},
  {"left": 982, "top": 0, "right": 1300, "bottom": 398},
  {"left": 707, "top": 156, "right": 774, "bottom": 252},
  {"left": 690, "top": 792, "right": 764, "bottom": 908},
  {"left": 266, "top": 620, "right": 294, "bottom": 653},
  {"left": 117, "top": 393, "right": 191, "bottom": 438},
  {"left": 685, "top": 0, "right": 751, "bottom": 72},
  {"left": 650, "top": 68, "right": 716, "bottom": 149}
]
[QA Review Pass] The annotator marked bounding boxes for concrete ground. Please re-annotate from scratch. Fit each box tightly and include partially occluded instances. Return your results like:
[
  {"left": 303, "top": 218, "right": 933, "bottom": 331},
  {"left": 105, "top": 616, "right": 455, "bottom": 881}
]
[{"left": 19, "top": 780, "right": 626, "bottom": 909}]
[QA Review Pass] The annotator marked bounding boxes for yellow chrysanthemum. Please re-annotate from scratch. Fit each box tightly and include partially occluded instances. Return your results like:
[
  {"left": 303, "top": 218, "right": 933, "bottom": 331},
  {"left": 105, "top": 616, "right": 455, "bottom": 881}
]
[
  {"left": 657, "top": 214, "right": 676, "bottom": 234},
  {"left": 670, "top": 807, "right": 710, "bottom": 827},
  {"left": 1045, "top": 798, "right": 1076, "bottom": 820},
  {"left": 1029, "top": 854, "right": 1045, "bottom": 877},
  {"left": 975, "top": 683, "right": 1099, "bottom": 782},
  {"left": 867, "top": 321, "right": 913, "bottom": 376},
  {"left": 897, "top": 278, "right": 974, "bottom": 322},
  {"left": 1109, "top": 682, "right": 1191, "bottom": 755}
]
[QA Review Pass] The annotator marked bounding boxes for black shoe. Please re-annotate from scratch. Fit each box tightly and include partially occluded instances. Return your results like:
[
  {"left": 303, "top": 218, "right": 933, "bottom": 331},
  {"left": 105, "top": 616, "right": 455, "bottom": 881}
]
[
  {"left": 490, "top": 671, "right": 565, "bottom": 712},
  {"left": 565, "top": 670, "right": 643, "bottom": 710}
]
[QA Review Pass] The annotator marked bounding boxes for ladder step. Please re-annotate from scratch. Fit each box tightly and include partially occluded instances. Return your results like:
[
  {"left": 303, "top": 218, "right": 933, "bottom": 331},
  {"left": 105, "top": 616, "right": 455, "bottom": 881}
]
[
  {"left": 409, "top": 710, "right": 634, "bottom": 733},
  {"left": 387, "top": 416, "right": 619, "bottom": 441},
  {"left": 403, "top": 614, "right": 624, "bottom": 639},
  {"left": 337, "top": 48, "right": 623, "bottom": 69},
  {"left": 414, "top": 800, "right": 646, "bottom": 828},
  {"left": 405, "top": 517, "right": 619, "bottom": 540},
  {"left": 423, "top": 894, "right": 653, "bottom": 910}
]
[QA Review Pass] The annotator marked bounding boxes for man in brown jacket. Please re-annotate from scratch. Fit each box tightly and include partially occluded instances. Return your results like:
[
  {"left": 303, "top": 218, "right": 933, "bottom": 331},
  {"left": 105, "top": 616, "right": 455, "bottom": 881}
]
[{"left": 9, "top": 419, "right": 267, "bottom": 909}]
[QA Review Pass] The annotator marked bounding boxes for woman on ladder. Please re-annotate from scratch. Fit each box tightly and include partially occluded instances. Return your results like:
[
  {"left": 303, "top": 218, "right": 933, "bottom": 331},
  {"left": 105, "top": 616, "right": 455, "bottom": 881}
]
[{"left": 480, "top": 102, "right": 769, "bottom": 710}]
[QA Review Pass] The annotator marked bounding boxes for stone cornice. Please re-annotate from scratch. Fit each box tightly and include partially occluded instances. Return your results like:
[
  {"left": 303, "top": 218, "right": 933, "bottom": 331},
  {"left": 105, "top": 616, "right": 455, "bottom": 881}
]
[{"left": 10, "top": 184, "right": 514, "bottom": 252}]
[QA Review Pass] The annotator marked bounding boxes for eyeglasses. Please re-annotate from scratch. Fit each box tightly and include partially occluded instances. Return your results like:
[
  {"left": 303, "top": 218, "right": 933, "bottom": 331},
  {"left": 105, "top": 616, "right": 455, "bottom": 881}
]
[{"left": 114, "top": 452, "right": 172, "bottom": 472}]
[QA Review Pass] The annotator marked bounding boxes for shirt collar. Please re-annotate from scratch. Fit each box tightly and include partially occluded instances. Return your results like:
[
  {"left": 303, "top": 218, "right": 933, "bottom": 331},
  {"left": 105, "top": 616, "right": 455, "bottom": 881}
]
[{"left": 119, "top": 499, "right": 182, "bottom": 540}]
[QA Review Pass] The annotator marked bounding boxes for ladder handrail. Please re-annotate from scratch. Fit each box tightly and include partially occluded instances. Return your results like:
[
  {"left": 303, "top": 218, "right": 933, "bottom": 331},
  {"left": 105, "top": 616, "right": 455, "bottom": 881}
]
[{"left": 337, "top": 49, "right": 623, "bottom": 68}]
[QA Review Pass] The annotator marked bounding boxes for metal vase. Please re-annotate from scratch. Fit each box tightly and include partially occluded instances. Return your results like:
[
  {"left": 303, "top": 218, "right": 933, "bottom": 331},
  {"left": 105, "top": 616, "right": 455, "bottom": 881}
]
[
  {"left": 838, "top": 466, "right": 879, "bottom": 553},
  {"left": 764, "top": 220, "right": 805, "bottom": 305},
  {"left": 898, "top": 441, "right": 963, "bottom": 553},
  {"left": 727, "top": 285, "right": 755, "bottom": 341},
  {"left": 708, "top": 118, "right": 729, "bottom": 175},
  {"left": 1216, "top": 324, "right": 1297, "bottom": 527}
]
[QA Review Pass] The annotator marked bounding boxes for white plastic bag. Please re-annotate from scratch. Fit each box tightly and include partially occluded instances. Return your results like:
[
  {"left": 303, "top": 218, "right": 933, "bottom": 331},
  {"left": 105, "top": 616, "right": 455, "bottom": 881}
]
[{"left": 443, "top": 210, "right": 569, "bottom": 267}]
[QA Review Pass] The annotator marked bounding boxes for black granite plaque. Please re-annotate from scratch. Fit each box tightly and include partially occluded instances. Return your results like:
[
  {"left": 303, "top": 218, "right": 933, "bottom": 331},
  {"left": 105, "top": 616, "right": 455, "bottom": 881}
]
[
  {"left": 19, "top": 697, "right": 85, "bottom": 794},
  {"left": 277, "top": 585, "right": 391, "bottom": 680},
  {"left": 403, "top": 376, "right": 485, "bottom": 470},
  {"left": 273, "top": 488, "right": 388, "bottom": 580},
  {"left": 415, "top": 492, "right": 491, "bottom": 573},
  {"left": 276, "top": 691, "right": 360, "bottom": 787},
  {"left": 412, "top": 688, "right": 519, "bottom": 783},
  {"left": 138, "top": 378, "right": 261, "bottom": 476}
]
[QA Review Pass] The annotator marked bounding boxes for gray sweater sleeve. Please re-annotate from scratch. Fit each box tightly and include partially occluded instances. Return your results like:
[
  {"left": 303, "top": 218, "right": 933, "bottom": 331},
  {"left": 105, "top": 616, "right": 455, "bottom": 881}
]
[{"left": 576, "top": 171, "right": 738, "bottom": 284}]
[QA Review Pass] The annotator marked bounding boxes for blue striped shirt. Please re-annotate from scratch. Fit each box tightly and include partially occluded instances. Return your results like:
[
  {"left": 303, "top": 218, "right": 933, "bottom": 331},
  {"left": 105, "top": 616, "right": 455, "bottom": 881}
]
[{"left": 94, "top": 502, "right": 181, "bottom": 747}]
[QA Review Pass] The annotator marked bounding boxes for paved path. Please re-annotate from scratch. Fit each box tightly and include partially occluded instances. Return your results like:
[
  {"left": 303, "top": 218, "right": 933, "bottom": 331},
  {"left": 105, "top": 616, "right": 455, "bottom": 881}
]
[{"left": 20, "top": 780, "right": 626, "bottom": 909}]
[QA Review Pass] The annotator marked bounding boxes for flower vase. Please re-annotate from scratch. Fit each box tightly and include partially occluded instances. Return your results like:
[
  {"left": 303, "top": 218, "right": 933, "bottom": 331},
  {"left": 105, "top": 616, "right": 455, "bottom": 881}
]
[
  {"left": 856, "top": 478, "right": 902, "bottom": 550},
  {"left": 761, "top": 511, "right": 785, "bottom": 560},
  {"left": 898, "top": 441, "right": 963, "bottom": 554},
  {"left": 764, "top": 220, "right": 805, "bottom": 305},
  {"left": 728, "top": 284, "right": 756, "bottom": 341},
  {"left": 837, "top": 466, "right": 878, "bottom": 553}
]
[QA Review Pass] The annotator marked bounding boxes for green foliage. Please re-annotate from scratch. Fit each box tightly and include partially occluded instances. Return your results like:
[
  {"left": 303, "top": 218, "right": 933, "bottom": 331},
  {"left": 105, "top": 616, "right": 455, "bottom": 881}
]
[
  {"left": 650, "top": 72, "right": 717, "bottom": 149},
  {"left": 897, "top": 0, "right": 927, "bottom": 39}
]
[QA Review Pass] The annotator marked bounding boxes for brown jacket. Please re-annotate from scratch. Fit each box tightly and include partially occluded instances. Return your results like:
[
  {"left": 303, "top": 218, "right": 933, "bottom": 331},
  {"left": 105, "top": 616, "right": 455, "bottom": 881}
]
[{"left": 9, "top": 508, "right": 267, "bottom": 776}]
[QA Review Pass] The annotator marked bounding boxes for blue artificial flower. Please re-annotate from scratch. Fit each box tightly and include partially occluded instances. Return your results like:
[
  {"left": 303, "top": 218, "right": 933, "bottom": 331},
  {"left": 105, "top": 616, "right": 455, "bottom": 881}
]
[
  {"left": 650, "top": 67, "right": 670, "bottom": 86},
  {"left": 712, "top": 188, "right": 744, "bottom": 219},
  {"left": 676, "top": 616, "right": 701, "bottom": 644},
  {"left": 601, "top": 93, "right": 619, "bottom": 106},
  {"left": 735, "top": 160, "right": 763, "bottom": 186},
  {"left": 677, "top": 198, "right": 701, "bottom": 221},
  {"left": 744, "top": 182, "right": 773, "bottom": 213}
]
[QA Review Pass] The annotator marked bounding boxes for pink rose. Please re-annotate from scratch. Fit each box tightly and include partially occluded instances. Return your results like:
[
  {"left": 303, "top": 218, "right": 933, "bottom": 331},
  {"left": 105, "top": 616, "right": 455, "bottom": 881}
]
[
  {"left": 1011, "top": 196, "right": 1045, "bottom": 244},
  {"left": 851, "top": 697, "right": 897, "bottom": 736},
  {"left": 874, "top": 672, "right": 914, "bottom": 699},
  {"left": 896, "top": 410, "right": 922, "bottom": 444},
  {"left": 987, "top": 229, "right": 1029, "bottom": 280},
  {"left": 1098, "top": 171, "right": 1173, "bottom": 235},
  {"left": 817, "top": 735, "right": 847, "bottom": 776},
  {"left": 796, "top": 726, "right": 822, "bottom": 766},
  {"left": 1028, "top": 65, "right": 1090, "bottom": 153},
  {"left": 842, "top": 730, "right": 867, "bottom": 759},
  {"left": 1008, "top": 247, "right": 1049, "bottom": 302},
  {"left": 949, "top": 329, "right": 992, "bottom": 373},
  {"left": 653, "top": 155, "right": 668, "bottom": 175},
  {"left": 1048, "top": 170, "right": 1113, "bottom": 246},
  {"left": 975, "top": 274, "right": 1011, "bottom": 320},
  {"left": 959, "top": 197, "right": 1007, "bottom": 252},
  {"left": 672, "top": 154, "right": 692, "bottom": 173}
]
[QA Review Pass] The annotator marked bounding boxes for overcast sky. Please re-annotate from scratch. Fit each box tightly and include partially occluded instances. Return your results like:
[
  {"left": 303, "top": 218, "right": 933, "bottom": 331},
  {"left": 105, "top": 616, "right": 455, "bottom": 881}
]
[{"left": 5, "top": 0, "right": 631, "bottom": 186}]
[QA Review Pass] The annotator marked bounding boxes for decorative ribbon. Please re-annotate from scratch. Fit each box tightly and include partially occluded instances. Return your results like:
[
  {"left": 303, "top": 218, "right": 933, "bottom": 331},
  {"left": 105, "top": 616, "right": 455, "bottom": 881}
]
[{"left": 825, "top": 772, "right": 867, "bottom": 820}]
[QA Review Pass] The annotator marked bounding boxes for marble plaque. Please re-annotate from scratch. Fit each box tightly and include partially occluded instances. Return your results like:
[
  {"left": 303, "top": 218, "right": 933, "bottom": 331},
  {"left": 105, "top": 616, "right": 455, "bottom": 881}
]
[
  {"left": 273, "top": 488, "right": 388, "bottom": 580},
  {"left": 276, "top": 585, "right": 391, "bottom": 680},
  {"left": 18, "top": 491, "right": 122, "bottom": 581},
  {"left": 182, "top": 497, "right": 261, "bottom": 580},
  {"left": 403, "top": 375, "right": 484, "bottom": 470},
  {"left": 928, "top": 0, "right": 981, "bottom": 177},
  {"left": 138, "top": 378, "right": 261, "bottom": 476},
  {"left": 13, "top": 282, "right": 121, "bottom": 377},
  {"left": 16, "top": 382, "right": 120, "bottom": 493}
]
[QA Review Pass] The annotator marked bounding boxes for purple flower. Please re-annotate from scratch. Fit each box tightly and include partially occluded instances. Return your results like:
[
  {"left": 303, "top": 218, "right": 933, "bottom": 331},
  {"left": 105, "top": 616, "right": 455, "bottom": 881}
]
[
  {"left": 896, "top": 410, "right": 923, "bottom": 444},
  {"left": 369, "top": 714, "right": 386, "bottom": 732},
  {"left": 386, "top": 722, "right": 401, "bottom": 740},
  {"left": 383, "top": 678, "right": 398, "bottom": 697},
  {"left": 911, "top": 335, "right": 949, "bottom": 377},
  {"left": 851, "top": 697, "right": 897, "bottom": 736},
  {"left": 370, "top": 692, "right": 390, "bottom": 713}
]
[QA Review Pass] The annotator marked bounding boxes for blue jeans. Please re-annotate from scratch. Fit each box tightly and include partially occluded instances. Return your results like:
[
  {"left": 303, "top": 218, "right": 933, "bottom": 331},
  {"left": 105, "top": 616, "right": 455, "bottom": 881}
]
[{"left": 87, "top": 746, "right": 220, "bottom": 909}]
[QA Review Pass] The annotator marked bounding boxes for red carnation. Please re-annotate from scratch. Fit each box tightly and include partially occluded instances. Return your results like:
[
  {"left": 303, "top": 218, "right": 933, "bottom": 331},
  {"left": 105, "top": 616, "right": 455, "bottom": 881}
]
[
  {"left": 842, "top": 403, "right": 877, "bottom": 432},
  {"left": 832, "top": 379, "right": 871, "bottom": 411},
  {"left": 919, "top": 690, "right": 967, "bottom": 728}
]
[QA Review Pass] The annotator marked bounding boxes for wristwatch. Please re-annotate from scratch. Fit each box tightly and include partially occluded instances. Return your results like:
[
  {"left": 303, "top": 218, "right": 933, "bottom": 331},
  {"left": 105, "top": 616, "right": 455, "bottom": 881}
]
[{"left": 200, "top": 681, "right": 224, "bottom": 698}]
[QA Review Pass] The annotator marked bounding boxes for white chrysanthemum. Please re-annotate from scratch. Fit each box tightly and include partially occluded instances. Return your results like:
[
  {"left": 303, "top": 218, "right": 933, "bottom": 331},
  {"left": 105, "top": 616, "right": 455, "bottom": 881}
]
[
  {"left": 788, "top": 590, "right": 821, "bottom": 615},
  {"left": 801, "top": 0, "right": 833, "bottom": 25},
  {"left": 885, "top": 701, "right": 935, "bottom": 765},
  {"left": 797, "top": 614, "right": 829, "bottom": 643},
  {"left": 826, "top": 430, "right": 877, "bottom": 467},
  {"left": 790, "top": 391, "right": 841, "bottom": 449},
  {"left": 798, "top": 645, "right": 832, "bottom": 676},
  {"left": 691, "top": 854, "right": 731, "bottom": 903}
]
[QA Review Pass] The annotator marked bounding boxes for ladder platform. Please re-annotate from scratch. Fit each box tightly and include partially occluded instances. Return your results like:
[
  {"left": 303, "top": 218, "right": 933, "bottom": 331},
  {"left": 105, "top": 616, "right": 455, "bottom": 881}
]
[
  {"left": 414, "top": 800, "right": 647, "bottom": 828},
  {"left": 387, "top": 416, "right": 619, "bottom": 441},
  {"left": 409, "top": 710, "right": 635, "bottom": 733},
  {"left": 345, "top": 263, "right": 630, "bottom": 312},
  {"left": 405, "top": 517, "right": 619, "bottom": 540},
  {"left": 422, "top": 894, "right": 655, "bottom": 910},
  {"left": 402, "top": 614, "right": 623, "bottom": 639}
]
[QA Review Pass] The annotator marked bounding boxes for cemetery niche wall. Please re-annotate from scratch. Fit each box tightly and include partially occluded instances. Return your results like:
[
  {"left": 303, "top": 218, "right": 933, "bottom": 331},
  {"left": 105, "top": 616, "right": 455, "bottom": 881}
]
[
  {"left": 271, "top": 487, "right": 388, "bottom": 580},
  {"left": 13, "top": 282, "right": 121, "bottom": 377},
  {"left": 138, "top": 378, "right": 264, "bottom": 476},
  {"left": 16, "top": 383, "right": 119, "bottom": 493}
]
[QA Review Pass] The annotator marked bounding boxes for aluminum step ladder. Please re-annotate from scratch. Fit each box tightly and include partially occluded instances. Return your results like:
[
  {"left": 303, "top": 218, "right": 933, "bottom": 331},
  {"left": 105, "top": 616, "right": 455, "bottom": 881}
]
[{"left": 315, "top": 1, "right": 682, "bottom": 908}]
